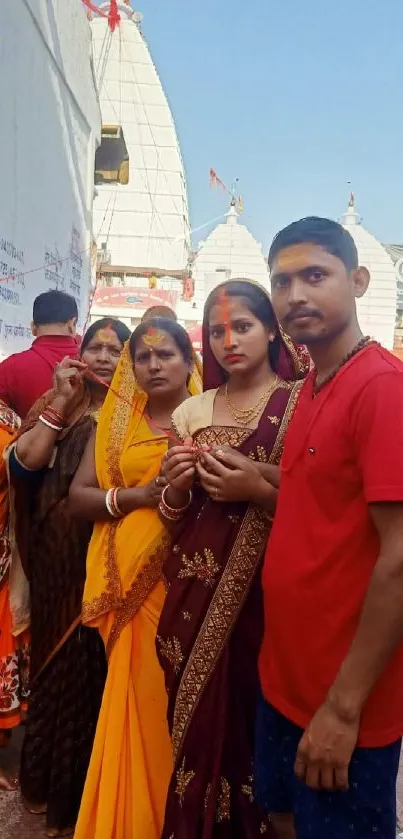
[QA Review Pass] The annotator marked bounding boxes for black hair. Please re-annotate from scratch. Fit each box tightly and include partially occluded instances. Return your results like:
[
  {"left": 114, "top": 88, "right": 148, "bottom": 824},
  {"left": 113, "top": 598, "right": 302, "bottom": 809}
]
[
  {"left": 129, "top": 317, "right": 193, "bottom": 365},
  {"left": 141, "top": 305, "right": 177, "bottom": 322},
  {"left": 205, "top": 279, "right": 280, "bottom": 369},
  {"left": 81, "top": 317, "right": 131, "bottom": 353},
  {"left": 268, "top": 216, "right": 358, "bottom": 272},
  {"left": 32, "top": 290, "right": 78, "bottom": 326}
]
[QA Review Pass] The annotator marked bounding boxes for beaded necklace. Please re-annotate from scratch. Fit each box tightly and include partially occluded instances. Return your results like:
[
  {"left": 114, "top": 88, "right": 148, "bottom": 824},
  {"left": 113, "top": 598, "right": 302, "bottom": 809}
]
[{"left": 313, "top": 336, "right": 375, "bottom": 396}]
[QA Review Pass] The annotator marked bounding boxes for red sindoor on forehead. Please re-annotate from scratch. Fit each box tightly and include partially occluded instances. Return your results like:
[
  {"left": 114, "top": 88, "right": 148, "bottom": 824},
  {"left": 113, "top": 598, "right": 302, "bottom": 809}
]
[{"left": 217, "top": 290, "right": 232, "bottom": 344}]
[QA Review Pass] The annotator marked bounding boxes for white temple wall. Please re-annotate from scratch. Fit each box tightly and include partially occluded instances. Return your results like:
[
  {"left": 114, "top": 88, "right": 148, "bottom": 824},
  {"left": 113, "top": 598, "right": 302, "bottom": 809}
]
[{"left": 0, "top": 0, "right": 100, "bottom": 358}]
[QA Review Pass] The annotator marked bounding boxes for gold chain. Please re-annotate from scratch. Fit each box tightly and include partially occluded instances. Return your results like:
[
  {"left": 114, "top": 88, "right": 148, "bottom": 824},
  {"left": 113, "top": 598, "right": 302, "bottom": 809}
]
[{"left": 224, "top": 376, "right": 280, "bottom": 426}]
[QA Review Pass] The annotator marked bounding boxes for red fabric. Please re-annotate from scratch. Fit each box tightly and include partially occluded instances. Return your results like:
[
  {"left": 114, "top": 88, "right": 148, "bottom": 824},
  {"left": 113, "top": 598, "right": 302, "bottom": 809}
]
[
  {"left": 0, "top": 336, "right": 78, "bottom": 418},
  {"left": 260, "top": 344, "right": 403, "bottom": 747}
]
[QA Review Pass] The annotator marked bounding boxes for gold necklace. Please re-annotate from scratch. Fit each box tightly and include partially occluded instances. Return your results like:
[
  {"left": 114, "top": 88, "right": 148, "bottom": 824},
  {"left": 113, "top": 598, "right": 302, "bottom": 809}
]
[{"left": 225, "top": 376, "right": 280, "bottom": 426}]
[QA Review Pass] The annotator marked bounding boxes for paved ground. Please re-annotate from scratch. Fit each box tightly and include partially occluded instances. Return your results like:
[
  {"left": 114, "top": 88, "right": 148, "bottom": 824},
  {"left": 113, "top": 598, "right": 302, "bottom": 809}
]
[{"left": 1, "top": 729, "right": 403, "bottom": 838}]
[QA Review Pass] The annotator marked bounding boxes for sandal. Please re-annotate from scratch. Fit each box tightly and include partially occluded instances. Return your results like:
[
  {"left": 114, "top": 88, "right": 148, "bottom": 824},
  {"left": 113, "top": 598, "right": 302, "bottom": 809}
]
[{"left": 0, "top": 769, "right": 19, "bottom": 791}]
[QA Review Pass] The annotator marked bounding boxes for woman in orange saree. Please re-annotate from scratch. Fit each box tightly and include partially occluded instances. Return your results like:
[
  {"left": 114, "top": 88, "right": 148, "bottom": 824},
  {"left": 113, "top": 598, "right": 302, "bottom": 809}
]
[
  {"left": 69, "top": 318, "right": 201, "bottom": 839},
  {"left": 0, "top": 400, "right": 28, "bottom": 790}
]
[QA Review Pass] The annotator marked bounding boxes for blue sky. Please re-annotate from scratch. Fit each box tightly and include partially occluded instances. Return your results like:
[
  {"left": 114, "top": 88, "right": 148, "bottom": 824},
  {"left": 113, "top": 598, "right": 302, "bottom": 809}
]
[{"left": 103, "top": 1, "right": 403, "bottom": 250}]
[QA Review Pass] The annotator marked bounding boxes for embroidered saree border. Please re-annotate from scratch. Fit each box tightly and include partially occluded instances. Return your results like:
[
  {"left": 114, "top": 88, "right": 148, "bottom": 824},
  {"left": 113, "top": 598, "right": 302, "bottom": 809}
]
[
  {"left": 105, "top": 536, "right": 170, "bottom": 658},
  {"left": 171, "top": 502, "right": 269, "bottom": 760},
  {"left": 82, "top": 347, "right": 135, "bottom": 623}
]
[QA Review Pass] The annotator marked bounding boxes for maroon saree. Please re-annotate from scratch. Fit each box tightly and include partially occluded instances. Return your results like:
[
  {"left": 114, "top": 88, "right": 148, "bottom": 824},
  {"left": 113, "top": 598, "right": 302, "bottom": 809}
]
[
  {"left": 156, "top": 279, "right": 309, "bottom": 838},
  {"left": 157, "top": 384, "right": 301, "bottom": 838}
]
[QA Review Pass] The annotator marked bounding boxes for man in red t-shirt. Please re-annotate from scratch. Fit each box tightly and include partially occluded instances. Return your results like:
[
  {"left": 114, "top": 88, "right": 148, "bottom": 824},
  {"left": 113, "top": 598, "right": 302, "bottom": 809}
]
[
  {"left": 0, "top": 290, "right": 79, "bottom": 418},
  {"left": 256, "top": 216, "right": 403, "bottom": 839}
]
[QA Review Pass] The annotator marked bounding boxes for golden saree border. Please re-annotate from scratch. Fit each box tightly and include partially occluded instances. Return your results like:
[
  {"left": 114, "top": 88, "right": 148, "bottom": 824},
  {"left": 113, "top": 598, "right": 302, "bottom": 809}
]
[
  {"left": 82, "top": 344, "right": 137, "bottom": 624},
  {"left": 269, "top": 380, "right": 303, "bottom": 465},
  {"left": 171, "top": 502, "right": 269, "bottom": 761},
  {"left": 105, "top": 534, "right": 170, "bottom": 658}
]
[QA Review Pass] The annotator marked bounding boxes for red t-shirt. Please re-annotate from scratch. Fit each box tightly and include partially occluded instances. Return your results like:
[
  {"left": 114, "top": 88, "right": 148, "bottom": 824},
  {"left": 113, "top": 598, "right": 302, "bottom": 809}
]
[
  {"left": 260, "top": 344, "right": 403, "bottom": 747},
  {"left": 0, "top": 335, "right": 78, "bottom": 418}
]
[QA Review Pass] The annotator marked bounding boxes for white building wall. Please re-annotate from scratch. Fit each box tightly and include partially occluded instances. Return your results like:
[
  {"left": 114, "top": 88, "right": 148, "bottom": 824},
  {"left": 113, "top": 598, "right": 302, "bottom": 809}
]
[
  {"left": 92, "top": 4, "right": 190, "bottom": 272},
  {"left": 191, "top": 207, "right": 270, "bottom": 320},
  {"left": 0, "top": 0, "right": 100, "bottom": 358},
  {"left": 342, "top": 206, "right": 397, "bottom": 350}
]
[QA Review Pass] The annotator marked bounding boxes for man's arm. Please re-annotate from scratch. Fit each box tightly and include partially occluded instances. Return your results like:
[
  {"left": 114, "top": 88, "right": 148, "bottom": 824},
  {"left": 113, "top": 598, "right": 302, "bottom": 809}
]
[
  {"left": 328, "top": 503, "right": 403, "bottom": 720},
  {"left": 295, "top": 369, "right": 403, "bottom": 791}
]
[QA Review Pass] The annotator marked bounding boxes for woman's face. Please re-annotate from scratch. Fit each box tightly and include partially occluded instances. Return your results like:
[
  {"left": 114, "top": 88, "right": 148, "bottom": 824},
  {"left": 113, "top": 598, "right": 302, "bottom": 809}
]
[
  {"left": 133, "top": 329, "right": 191, "bottom": 396},
  {"left": 81, "top": 327, "right": 123, "bottom": 385},
  {"left": 208, "top": 295, "right": 274, "bottom": 376}
]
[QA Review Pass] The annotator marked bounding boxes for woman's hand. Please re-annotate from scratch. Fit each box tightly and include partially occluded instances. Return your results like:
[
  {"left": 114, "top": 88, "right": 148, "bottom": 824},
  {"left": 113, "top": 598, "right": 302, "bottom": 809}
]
[
  {"left": 53, "top": 357, "right": 87, "bottom": 405},
  {"left": 197, "top": 449, "right": 267, "bottom": 504},
  {"left": 162, "top": 437, "right": 196, "bottom": 493},
  {"left": 137, "top": 475, "right": 166, "bottom": 509}
]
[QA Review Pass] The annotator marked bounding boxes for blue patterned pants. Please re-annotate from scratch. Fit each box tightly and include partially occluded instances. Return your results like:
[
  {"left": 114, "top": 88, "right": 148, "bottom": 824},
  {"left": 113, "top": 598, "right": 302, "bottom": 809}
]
[{"left": 254, "top": 694, "right": 401, "bottom": 839}]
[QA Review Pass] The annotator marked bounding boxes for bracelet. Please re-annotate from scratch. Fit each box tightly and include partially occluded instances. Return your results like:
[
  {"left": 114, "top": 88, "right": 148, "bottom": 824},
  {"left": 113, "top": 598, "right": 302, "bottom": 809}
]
[
  {"left": 111, "top": 487, "right": 124, "bottom": 517},
  {"left": 39, "top": 414, "right": 64, "bottom": 433},
  {"left": 46, "top": 406, "right": 66, "bottom": 425},
  {"left": 105, "top": 488, "right": 124, "bottom": 519},
  {"left": 158, "top": 485, "right": 192, "bottom": 521}
]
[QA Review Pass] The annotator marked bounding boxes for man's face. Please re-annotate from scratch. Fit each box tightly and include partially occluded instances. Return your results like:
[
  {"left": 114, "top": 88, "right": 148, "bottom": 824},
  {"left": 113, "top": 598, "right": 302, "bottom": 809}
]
[{"left": 270, "top": 243, "right": 369, "bottom": 346}]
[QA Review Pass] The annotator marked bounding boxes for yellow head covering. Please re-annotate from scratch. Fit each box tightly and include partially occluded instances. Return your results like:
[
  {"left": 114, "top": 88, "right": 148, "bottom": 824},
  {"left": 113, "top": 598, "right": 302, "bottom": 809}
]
[{"left": 82, "top": 341, "right": 201, "bottom": 655}]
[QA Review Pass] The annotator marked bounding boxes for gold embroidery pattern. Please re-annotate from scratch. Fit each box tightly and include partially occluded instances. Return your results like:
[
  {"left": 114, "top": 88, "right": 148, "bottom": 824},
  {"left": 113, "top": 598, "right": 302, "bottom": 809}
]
[
  {"left": 241, "top": 775, "right": 254, "bottom": 803},
  {"left": 204, "top": 783, "right": 212, "bottom": 811},
  {"left": 250, "top": 445, "right": 269, "bottom": 463},
  {"left": 83, "top": 346, "right": 136, "bottom": 623},
  {"left": 175, "top": 758, "right": 195, "bottom": 805},
  {"left": 82, "top": 520, "right": 122, "bottom": 623},
  {"left": 105, "top": 538, "right": 170, "bottom": 657},
  {"left": 269, "top": 381, "right": 303, "bottom": 465},
  {"left": 171, "top": 504, "right": 269, "bottom": 760},
  {"left": 228, "top": 514, "right": 240, "bottom": 524},
  {"left": 182, "top": 611, "right": 192, "bottom": 622},
  {"left": 216, "top": 777, "right": 231, "bottom": 822},
  {"left": 279, "top": 326, "right": 310, "bottom": 377},
  {"left": 158, "top": 635, "right": 184, "bottom": 674},
  {"left": 179, "top": 548, "right": 220, "bottom": 587},
  {"left": 268, "top": 415, "right": 280, "bottom": 426},
  {"left": 194, "top": 426, "right": 251, "bottom": 451}
]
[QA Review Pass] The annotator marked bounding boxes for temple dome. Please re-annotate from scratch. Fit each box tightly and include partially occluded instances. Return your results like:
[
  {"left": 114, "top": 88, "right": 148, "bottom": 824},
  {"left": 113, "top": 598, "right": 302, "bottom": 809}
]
[
  {"left": 340, "top": 195, "right": 397, "bottom": 349},
  {"left": 191, "top": 200, "right": 269, "bottom": 315},
  {"left": 91, "top": 3, "right": 190, "bottom": 272}
]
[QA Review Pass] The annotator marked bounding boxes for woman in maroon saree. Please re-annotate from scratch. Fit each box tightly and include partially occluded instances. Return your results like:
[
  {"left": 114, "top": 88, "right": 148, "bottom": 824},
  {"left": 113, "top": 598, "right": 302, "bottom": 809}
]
[{"left": 157, "top": 280, "right": 309, "bottom": 838}]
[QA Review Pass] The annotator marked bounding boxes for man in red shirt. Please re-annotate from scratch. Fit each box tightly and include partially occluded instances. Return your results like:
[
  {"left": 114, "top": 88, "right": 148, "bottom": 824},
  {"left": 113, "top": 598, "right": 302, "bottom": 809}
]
[
  {"left": 256, "top": 216, "right": 403, "bottom": 839},
  {"left": 0, "top": 290, "right": 79, "bottom": 418}
]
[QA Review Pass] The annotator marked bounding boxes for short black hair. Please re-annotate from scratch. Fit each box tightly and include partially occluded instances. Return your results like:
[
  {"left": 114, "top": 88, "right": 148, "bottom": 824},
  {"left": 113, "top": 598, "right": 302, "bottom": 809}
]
[
  {"left": 81, "top": 317, "right": 131, "bottom": 353},
  {"left": 129, "top": 317, "right": 192, "bottom": 365},
  {"left": 268, "top": 217, "right": 358, "bottom": 273},
  {"left": 33, "top": 290, "right": 78, "bottom": 326}
]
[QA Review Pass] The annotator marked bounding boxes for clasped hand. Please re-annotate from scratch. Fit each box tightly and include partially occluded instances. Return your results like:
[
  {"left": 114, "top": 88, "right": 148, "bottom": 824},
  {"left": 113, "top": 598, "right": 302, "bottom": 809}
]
[{"left": 163, "top": 440, "right": 263, "bottom": 504}]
